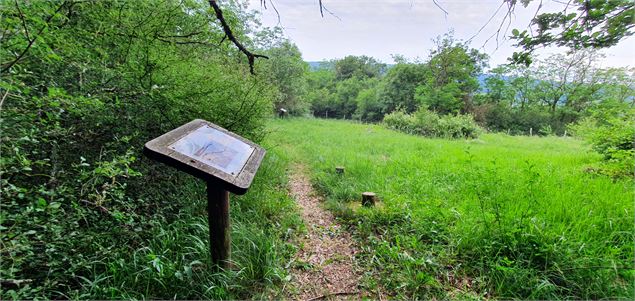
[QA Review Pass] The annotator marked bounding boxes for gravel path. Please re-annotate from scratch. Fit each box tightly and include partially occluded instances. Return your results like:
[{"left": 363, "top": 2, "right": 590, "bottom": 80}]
[{"left": 287, "top": 165, "right": 361, "bottom": 300}]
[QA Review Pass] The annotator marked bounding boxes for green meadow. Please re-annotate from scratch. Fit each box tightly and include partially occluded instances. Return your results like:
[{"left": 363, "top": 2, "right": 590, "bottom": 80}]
[{"left": 267, "top": 118, "right": 634, "bottom": 300}]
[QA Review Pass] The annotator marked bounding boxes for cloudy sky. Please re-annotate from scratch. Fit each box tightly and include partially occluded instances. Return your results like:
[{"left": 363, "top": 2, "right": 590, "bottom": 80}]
[{"left": 247, "top": 0, "right": 634, "bottom": 68}]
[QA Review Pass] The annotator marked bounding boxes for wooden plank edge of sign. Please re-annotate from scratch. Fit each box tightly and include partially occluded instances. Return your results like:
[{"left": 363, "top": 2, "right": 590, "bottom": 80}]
[{"left": 143, "top": 119, "right": 266, "bottom": 195}]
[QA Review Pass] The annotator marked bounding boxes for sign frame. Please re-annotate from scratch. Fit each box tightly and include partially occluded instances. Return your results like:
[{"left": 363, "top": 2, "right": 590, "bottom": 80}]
[{"left": 143, "top": 119, "right": 266, "bottom": 195}]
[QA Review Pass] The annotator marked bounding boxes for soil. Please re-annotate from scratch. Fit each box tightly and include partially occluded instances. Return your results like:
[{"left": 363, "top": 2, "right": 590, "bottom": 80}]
[{"left": 286, "top": 165, "right": 361, "bottom": 300}]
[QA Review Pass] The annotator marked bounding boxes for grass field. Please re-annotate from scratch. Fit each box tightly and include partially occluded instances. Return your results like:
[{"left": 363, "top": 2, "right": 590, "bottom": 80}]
[{"left": 267, "top": 118, "right": 634, "bottom": 300}]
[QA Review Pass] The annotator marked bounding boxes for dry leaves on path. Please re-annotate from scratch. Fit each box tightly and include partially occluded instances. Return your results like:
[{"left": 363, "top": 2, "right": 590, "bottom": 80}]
[{"left": 286, "top": 166, "right": 361, "bottom": 300}]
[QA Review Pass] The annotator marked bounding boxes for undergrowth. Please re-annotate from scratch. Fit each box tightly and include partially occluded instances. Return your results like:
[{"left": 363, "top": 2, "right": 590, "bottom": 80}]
[{"left": 2, "top": 134, "right": 302, "bottom": 299}]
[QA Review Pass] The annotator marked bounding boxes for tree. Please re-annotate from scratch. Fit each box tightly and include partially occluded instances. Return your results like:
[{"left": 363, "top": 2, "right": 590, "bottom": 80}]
[
  {"left": 510, "top": 0, "right": 634, "bottom": 65},
  {"left": 334, "top": 55, "right": 386, "bottom": 81},
  {"left": 591, "top": 67, "right": 635, "bottom": 105},
  {"left": 377, "top": 62, "right": 428, "bottom": 114},
  {"left": 264, "top": 40, "right": 309, "bottom": 114},
  {"left": 0, "top": 2, "right": 285, "bottom": 298},
  {"left": 483, "top": 66, "right": 516, "bottom": 106},
  {"left": 507, "top": 64, "right": 539, "bottom": 110},
  {"left": 532, "top": 50, "right": 599, "bottom": 113},
  {"left": 355, "top": 85, "right": 384, "bottom": 121},
  {"left": 414, "top": 33, "right": 488, "bottom": 114},
  {"left": 306, "top": 69, "right": 337, "bottom": 117}
]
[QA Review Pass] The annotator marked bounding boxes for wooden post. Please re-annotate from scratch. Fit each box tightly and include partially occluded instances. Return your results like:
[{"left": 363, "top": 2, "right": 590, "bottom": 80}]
[
  {"left": 336, "top": 166, "right": 345, "bottom": 175},
  {"left": 207, "top": 182, "right": 231, "bottom": 270},
  {"left": 529, "top": 127, "right": 533, "bottom": 136},
  {"left": 362, "top": 192, "right": 376, "bottom": 207}
]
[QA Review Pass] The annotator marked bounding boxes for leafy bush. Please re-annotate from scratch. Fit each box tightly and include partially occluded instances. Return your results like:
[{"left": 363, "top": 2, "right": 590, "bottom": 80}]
[
  {"left": 438, "top": 113, "right": 482, "bottom": 139},
  {"left": 569, "top": 105, "right": 635, "bottom": 177},
  {"left": 383, "top": 110, "right": 419, "bottom": 134},
  {"left": 384, "top": 108, "right": 482, "bottom": 139},
  {"left": 472, "top": 104, "right": 564, "bottom": 135},
  {"left": 0, "top": 1, "right": 299, "bottom": 299}
]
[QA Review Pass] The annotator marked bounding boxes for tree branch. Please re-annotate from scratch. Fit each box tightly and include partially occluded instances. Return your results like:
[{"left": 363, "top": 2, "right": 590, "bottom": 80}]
[
  {"left": 208, "top": 0, "right": 268, "bottom": 75},
  {"left": 1, "top": 1, "right": 67, "bottom": 73}
]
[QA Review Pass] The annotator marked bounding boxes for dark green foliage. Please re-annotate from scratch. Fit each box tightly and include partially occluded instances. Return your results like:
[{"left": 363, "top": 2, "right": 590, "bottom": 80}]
[
  {"left": 305, "top": 34, "right": 488, "bottom": 122},
  {"left": 306, "top": 60, "right": 429, "bottom": 121},
  {"left": 354, "top": 86, "right": 384, "bottom": 122},
  {"left": 1, "top": 0, "right": 301, "bottom": 299},
  {"left": 472, "top": 104, "right": 561, "bottom": 135},
  {"left": 308, "top": 56, "right": 387, "bottom": 119}
]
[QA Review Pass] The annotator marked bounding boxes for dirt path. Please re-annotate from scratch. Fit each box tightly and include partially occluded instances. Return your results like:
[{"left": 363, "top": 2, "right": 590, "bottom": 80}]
[{"left": 287, "top": 165, "right": 361, "bottom": 300}]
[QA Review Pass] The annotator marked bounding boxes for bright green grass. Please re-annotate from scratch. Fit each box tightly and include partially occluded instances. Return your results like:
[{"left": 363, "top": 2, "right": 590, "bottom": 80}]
[{"left": 267, "top": 118, "right": 634, "bottom": 300}]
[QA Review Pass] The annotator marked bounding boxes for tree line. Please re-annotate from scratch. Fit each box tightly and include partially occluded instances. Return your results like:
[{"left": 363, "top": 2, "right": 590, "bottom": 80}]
[
  {"left": 271, "top": 32, "right": 634, "bottom": 176},
  {"left": 276, "top": 33, "right": 634, "bottom": 138}
]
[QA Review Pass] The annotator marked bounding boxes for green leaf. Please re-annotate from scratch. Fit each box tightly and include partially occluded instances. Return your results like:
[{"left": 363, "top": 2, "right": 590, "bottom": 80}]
[{"left": 37, "top": 198, "right": 48, "bottom": 208}]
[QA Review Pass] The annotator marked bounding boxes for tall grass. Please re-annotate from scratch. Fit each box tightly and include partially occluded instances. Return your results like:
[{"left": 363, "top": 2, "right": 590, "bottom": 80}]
[
  {"left": 267, "top": 118, "right": 634, "bottom": 300},
  {"left": 2, "top": 151, "right": 301, "bottom": 300}
]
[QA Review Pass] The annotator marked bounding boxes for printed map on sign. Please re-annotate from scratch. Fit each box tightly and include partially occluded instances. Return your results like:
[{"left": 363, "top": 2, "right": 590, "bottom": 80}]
[{"left": 169, "top": 125, "right": 254, "bottom": 176}]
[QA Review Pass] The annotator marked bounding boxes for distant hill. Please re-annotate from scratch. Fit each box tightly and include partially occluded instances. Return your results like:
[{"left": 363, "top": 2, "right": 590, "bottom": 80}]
[{"left": 306, "top": 61, "right": 334, "bottom": 71}]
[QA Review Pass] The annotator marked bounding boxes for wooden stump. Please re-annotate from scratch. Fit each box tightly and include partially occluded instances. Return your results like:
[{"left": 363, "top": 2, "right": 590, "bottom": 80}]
[
  {"left": 362, "top": 192, "right": 376, "bottom": 207},
  {"left": 335, "top": 166, "right": 345, "bottom": 175}
]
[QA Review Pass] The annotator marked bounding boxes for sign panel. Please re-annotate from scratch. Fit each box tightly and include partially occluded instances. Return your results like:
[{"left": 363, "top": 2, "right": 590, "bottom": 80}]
[
  {"left": 169, "top": 125, "right": 254, "bottom": 176},
  {"left": 143, "top": 119, "right": 266, "bottom": 195}
]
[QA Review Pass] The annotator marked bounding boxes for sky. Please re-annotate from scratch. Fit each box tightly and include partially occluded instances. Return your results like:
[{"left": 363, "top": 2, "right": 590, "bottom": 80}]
[{"left": 247, "top": 0, "right": 634, "bottom": 69}]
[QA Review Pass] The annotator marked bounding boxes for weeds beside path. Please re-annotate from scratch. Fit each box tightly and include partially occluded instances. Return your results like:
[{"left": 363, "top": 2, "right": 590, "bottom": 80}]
[{"left": 286, "top": 165, "right": 362, "bottom": 300}]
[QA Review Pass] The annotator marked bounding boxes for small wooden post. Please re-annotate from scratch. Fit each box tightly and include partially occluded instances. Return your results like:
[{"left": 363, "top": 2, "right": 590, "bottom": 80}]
[
  {"left": 529, "top": 127, "right": 533, "bottom": 136},
  {"left": 207, "top": 182, "right": 231, "bottom": 270},
  {"left": 336, "top": 166, "right": 345, "bottom": 175},
  {"left": 362, "top": 192, "right": 376, "bottom": 207}
]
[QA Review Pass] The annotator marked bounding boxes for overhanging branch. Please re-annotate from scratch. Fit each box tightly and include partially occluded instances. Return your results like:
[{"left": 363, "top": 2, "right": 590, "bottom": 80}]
[{"left": 208, "top": 0, "right": 268, "bottom": 75}]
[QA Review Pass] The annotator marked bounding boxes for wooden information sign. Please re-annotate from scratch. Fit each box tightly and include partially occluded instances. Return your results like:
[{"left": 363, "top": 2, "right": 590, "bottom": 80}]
[{"left": 143, "top": 119, "right": 266, "bottom": 269}]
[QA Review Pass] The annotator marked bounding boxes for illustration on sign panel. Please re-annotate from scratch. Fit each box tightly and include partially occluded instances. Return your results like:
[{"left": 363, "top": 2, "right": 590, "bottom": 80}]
[{"left": 169, "top": 125, "right": 254, "bottom": 176}]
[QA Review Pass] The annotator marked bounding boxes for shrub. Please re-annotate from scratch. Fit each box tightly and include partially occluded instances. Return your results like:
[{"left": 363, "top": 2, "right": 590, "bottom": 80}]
[
  {"left": 0, "top": 1, "right": 294, "bottom": 299},
  {"left": 472, "top": 104, "right": 568, "bottom": 136},
  {"left": 413, "top": 108, "right": 441, "bottom": 136},
  {"left": 383, "top": 109, "right": 418, "bottom": 134},
  {"left": 384, "top": 108, "right": 482, "bottom": 139},
  {"left": 438, "top": 114, "right": 482, "bottom": 139},
  {"left": 569, "top": 106, "right": 635, "bottom": 177}
]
